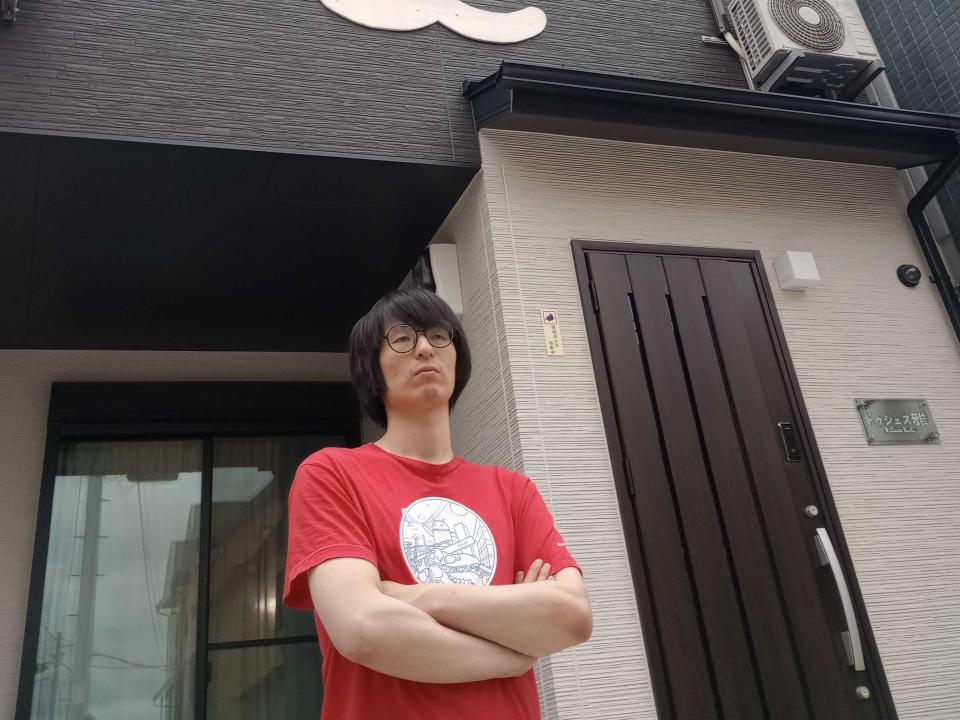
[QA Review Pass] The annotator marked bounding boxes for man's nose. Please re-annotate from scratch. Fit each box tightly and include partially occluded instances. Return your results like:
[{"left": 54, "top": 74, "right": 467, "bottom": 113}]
[{"left": 414, "top": 333, "right": 435, "bottom": 356}]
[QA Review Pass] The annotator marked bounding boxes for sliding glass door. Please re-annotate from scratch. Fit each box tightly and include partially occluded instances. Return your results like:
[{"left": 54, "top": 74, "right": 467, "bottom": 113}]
[{"left": 29, "top": 434, "right": 342, "bottom": 720}]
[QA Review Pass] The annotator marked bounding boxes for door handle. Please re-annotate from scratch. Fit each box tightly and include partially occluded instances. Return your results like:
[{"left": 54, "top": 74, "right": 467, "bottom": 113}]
[{"left": 814, "top": 527, "right": 865, "bottom": 671}]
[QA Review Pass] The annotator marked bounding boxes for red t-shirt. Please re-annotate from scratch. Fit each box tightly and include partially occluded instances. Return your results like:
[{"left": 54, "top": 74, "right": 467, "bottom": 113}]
[{"left": 283, "top": 442, "right": 580, "bottom": 720}]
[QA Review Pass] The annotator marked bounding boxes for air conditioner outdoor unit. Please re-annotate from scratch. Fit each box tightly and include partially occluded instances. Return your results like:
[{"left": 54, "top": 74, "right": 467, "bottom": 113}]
[{"left": 727, "top": 0, "right": 884, "bottom": 99}]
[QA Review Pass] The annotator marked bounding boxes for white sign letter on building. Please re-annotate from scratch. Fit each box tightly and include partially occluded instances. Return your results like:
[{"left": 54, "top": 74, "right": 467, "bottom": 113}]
[{"left": 321, "top": 0, "right": 547, "bottom": 44}]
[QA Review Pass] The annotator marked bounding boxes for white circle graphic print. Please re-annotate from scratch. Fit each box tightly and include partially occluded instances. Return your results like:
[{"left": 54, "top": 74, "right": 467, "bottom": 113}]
[{"left": 400, "top": 497, "right": 497, "bottom": 585}]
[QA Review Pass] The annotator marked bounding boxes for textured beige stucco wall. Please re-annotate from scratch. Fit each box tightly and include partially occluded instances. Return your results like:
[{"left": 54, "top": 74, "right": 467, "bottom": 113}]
[
  {"left": 468, "top": 128, "right": 960, "bottom": 720},
  {"left": 0, "top": 350, "right": 349, "bottom": 719},
  {"left": 439, "top": 176, "right": 523, "bottom": 471}
]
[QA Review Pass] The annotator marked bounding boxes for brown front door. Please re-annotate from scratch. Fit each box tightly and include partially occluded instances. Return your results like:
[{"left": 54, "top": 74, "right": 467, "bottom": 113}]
[{"left": 573, "top": 242, "right": 895, "bottom": 720}]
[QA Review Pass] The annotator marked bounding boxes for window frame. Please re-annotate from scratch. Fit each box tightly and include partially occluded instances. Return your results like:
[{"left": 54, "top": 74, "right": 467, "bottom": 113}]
[{"left": 16, "top": 381, "right": 362, "bottom": 720}]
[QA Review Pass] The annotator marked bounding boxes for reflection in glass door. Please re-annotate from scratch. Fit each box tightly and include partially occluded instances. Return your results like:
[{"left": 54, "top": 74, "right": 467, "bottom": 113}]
[
  {"left": 29, "top": 434, "right": 343, "bottom": 720},
  {"left": 31, "top": 440, "right": 203, "bottom": 720},
  {"left": 206, "top": 436, "right": 341, "bottom": 720}
]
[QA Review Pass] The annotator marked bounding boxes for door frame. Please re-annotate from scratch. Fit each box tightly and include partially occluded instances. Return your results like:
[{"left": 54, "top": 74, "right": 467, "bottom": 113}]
[
  {"left": 15, "top": 381, "right": 362, "bottom": 720},
  {"left": 571, "top": 239, "right": 897, "bottom": 720}
]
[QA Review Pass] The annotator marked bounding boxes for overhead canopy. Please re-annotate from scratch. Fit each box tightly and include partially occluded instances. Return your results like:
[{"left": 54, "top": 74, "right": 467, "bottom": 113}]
[
  {"left": 465, "top": 63, "right": 960, "bottom": 169},
  {"left": 0, "top": 132, "right": 477, "bottom": 351}
]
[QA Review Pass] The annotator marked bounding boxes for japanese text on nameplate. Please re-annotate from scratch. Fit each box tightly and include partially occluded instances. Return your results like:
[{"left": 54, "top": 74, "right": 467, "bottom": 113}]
[
  {"left": 541, "top": 309, "right": 565, "bottom": 356},
  {"left": 855, "top": 398, "right": 940, "bottom": 445}
]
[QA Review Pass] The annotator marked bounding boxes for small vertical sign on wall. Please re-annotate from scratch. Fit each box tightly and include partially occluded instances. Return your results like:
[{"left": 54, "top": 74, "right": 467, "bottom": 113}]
[{"left": 541, "top": 309, "right": 565, "bottom": 355}]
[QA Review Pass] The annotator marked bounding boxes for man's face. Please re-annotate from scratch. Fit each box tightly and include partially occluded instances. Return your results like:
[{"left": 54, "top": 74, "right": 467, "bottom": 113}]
[{"left": 379, "top": 320, "right": 457, "bottom": 417}]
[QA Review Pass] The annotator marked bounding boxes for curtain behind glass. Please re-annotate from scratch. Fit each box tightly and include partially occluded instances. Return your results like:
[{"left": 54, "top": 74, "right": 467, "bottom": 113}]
[
  {"left": 209, "top": 435, "right": 343, "bottom": 643},
  {"left": 208, "top": 435, "right": 342, "bottom": 720},
  {"left": 31, "top": 440, "right": 203, "bottom": 720}
]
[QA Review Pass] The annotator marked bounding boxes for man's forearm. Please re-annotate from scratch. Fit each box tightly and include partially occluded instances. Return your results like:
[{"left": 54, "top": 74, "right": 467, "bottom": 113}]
[
  {"left": 350, "top": 592, "right": 536, "bottom": 683},
  {"left": 388, "top": 579, "right": 592, "bottom": 658}
]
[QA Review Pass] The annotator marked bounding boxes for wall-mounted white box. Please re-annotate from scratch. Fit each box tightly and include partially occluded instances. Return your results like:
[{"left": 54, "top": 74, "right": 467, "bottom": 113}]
[
  {"left": 774, "top": 251, "right": 821, "bottom": 291},
  {"left": 427, "top": 243, "right": 463, "bottom": 318}
]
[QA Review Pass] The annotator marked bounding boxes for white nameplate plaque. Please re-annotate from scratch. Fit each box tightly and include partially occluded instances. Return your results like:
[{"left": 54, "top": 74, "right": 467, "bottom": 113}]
[
  {"left": 321, "top": 0, "right": 547, "bottom": 44},
  {"left": 541, "top": 309, "right": 565, "bottom": 356}
]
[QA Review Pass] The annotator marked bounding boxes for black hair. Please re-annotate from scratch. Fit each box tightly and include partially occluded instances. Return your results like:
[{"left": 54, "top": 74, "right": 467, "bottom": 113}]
[{"left": 348, "top": 286, "right": 472, "bottom": 428}]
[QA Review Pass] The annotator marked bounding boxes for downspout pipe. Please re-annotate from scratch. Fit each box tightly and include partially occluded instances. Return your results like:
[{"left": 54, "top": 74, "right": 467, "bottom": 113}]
[{"left": 906, "top": 140, "right": 960, "bottom": 347}]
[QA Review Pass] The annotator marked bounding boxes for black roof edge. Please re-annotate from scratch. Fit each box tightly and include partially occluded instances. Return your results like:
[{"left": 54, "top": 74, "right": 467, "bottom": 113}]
[
  {"left": 0, "top": 127, "right": 481, "bottom": 170},
  {"left": 464, "top": 62, "right": 960, "bottom": 169}
]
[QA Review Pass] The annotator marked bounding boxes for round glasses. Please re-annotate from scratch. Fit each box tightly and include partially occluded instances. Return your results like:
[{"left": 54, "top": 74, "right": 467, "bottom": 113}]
[{"left": 381, "top": 324, "right": 454, "bottom": 353}]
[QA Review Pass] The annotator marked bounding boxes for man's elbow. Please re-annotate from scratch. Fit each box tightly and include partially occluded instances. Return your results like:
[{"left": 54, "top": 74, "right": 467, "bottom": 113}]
[
  {"left": 329, "top": 611, "right": 382, "bottom": 665},
  {"left": 569, "top": 601, "right": 593, "bottom": 645},
  {"left": 550, "top": 594, "right": 593, "bottom": 648}
]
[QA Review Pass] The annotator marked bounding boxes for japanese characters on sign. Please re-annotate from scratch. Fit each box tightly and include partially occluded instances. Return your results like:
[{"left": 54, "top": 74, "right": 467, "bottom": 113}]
[
  {"left": 541, "top": 309, "right": 565, "bottom": 356},
  {"left": 855, "top": 398, "right": 940, "bottom": 445}
]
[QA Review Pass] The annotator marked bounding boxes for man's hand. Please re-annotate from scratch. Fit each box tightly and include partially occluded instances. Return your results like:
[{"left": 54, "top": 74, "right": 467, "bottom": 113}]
[{"left": 515, "top": 558, "right": 555, "bottom": 584}]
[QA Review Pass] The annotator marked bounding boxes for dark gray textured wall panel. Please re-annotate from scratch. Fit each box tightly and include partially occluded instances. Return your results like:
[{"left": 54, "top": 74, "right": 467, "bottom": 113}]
[
  {"left": 0, "top": 0, "right": 456, "bottom": 159},
  {"left": 857, "top": 0, "right": 960, "bottom": 247},
  {"left": 0, "top": 0, "right": 745, "bottom": 163}
]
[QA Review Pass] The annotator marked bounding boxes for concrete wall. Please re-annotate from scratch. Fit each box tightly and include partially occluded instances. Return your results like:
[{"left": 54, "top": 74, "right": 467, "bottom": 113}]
[
  {"left": 0, "top": 350, "right": 349, "bottom": 719},
  {"left": 468, "top": 128, "right": 960, "bottom": 719}
]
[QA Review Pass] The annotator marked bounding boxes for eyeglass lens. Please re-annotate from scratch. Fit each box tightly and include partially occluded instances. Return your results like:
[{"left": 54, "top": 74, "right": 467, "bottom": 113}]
[{"left": 386, "top": 325, "right": 452, "bottom": 352}]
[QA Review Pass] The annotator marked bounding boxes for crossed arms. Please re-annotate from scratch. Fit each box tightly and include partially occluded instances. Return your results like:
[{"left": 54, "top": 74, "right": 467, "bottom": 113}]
[{"left": 307, "top": 557, "right": 592, "bottom": 684}]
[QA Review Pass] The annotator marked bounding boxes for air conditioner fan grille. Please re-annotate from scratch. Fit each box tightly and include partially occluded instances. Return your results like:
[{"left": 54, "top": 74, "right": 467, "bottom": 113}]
[{"left": 769, "top": 0, "right": 844, "bottom": 52}]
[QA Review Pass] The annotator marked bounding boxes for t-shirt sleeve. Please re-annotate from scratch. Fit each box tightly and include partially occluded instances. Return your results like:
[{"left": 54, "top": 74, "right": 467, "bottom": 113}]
[
  {"left": 282, "top": 457, "right": 378, "bottom": 610},
  {"left": 514, "top": 474, "right": 582, "bottom": 578}
]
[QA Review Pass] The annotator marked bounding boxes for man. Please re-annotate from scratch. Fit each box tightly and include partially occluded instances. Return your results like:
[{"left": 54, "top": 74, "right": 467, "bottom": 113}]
[{"left": 283, "top": 286, "right": 592, "bottom": 719}]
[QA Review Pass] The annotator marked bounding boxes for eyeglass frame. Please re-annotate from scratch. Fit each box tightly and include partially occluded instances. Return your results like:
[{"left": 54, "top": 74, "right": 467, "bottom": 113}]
[{"left": 380, "top": 323, "right": 456, "bottom": 353}]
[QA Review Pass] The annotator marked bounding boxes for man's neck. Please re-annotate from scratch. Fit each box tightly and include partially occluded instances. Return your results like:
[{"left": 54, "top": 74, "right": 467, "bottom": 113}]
[{"left": 375, "top": 410, "right": 454, "bottom": 464}]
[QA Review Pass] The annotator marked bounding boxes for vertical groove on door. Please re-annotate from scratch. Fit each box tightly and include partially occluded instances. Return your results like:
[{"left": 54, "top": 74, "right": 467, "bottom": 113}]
[
  {"left": 626, "top": 253, "right": 765, "bottom": 720},
  {"left": 609, "top": 291, "right": 680, "bottom": 720},
  {"left": 663, "top": 289, "right": 772, "bottom": 720},
  {"left": 587, "top": 251, "right": 719, "bottom": 720},
  {"left": 628, "top": 290, "right": 727, "bottom": 719}
]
